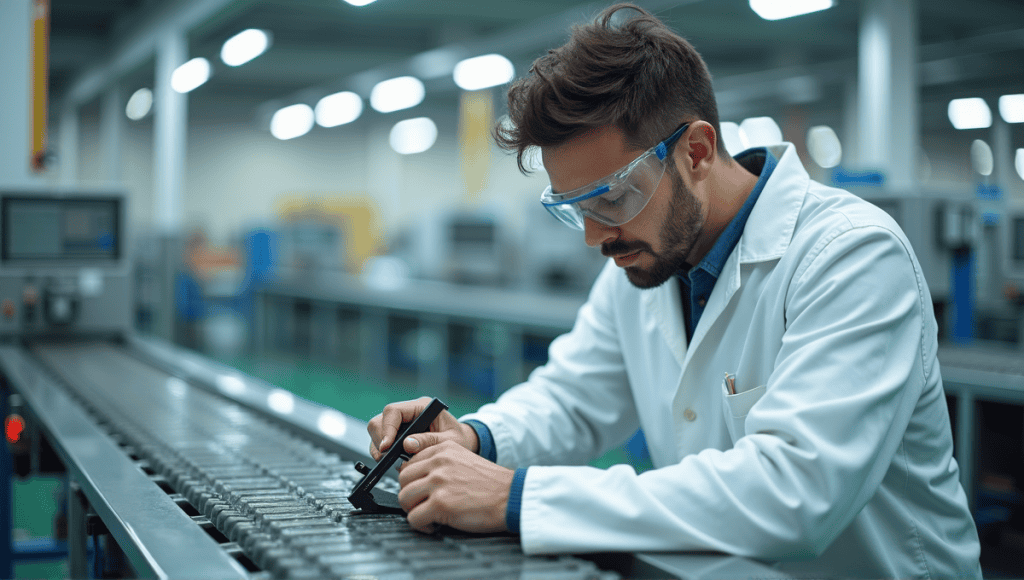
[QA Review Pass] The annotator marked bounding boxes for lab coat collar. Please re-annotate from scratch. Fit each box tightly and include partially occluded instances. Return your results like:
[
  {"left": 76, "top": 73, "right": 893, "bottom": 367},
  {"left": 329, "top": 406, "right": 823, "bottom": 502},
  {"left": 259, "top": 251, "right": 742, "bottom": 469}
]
[
  {"left": 734, "top": 142, "right": 807, "bottom": 264},
  {"left": 643, "top": 142, "right": 809, "bottom": 368}
]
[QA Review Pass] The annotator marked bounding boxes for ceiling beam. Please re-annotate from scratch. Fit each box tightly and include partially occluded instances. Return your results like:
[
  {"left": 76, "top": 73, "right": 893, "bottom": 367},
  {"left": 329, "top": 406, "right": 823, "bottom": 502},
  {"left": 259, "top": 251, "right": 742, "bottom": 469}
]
[{"left": 65, "top": 0, "right": 256, "bottom": 107}]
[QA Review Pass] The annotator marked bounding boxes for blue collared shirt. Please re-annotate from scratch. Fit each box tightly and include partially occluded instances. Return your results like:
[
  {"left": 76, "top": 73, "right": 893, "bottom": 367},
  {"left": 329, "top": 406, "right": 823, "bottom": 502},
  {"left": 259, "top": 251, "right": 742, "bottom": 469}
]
[
  {"left": 678, "top": 148, "right": 776, "bottom": 341},
  {"left": 468, "top": 147, "right": 777, "bottom": 535}
]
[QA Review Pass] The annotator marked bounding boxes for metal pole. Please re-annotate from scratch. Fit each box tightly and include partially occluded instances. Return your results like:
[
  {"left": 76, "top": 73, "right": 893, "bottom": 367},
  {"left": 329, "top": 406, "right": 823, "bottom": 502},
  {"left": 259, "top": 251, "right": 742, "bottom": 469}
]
[{"left": 67, "top": 482, "right": 88, "bottom": 578}]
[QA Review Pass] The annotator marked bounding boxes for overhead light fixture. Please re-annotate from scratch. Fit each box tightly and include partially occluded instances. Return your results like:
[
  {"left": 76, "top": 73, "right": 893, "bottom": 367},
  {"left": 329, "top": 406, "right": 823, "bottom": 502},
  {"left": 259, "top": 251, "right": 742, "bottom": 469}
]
[
  {"left": 807, "top": 125, "right": 842, "bottom": 168},
  {"left": 389, "top": 117, "right": 437, "bottom": 155},
  {"left": 1016, "top": 149, "right": 1024, "bottom": 181},
  {"left": 221, "top": 29, "right": 270, "bottom": 67},
  {"left": 739, "top": 117, "right": 783, "bottom": 147},
  {"left": 271, "top": 104, "right": 315, "bottom": 140},
  {"left": 948, "top": 98, "right": 992, "bottom": 130},
  {"left": 970, "top": 139, "right": 993, "bottom": 176},
  {"left": 315, "top": 91, "right": 363, "bottom": 127},
  {"left": 171, "top": 57, "right": 211, "bottom": 93},
  {"left": 125, "top": 88, "right": 153, "bottom": 120},
  {"left": 371, "top": 76, "right": 425, "bottom": 113},
  {"left": 749, "top": 0, "right": 833, "bottom": 20},
  {"left": 719, "top": 121, "right": 749, "bottom": 156},
  {"left": 342, "top": 0, "right": 377, "bottom": 5},
  {"left": 453, "top": 54, "right": 515, "bottom": 91},
  {"left": 998, "top": 94, "right": 1024, "bottom": 123}
]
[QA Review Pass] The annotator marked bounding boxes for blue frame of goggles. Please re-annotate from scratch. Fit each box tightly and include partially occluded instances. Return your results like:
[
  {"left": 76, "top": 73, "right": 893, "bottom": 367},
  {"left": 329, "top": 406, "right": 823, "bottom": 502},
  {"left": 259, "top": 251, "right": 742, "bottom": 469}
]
[{"left": 540, "top": 123, "right": 690, "bottom": 230}]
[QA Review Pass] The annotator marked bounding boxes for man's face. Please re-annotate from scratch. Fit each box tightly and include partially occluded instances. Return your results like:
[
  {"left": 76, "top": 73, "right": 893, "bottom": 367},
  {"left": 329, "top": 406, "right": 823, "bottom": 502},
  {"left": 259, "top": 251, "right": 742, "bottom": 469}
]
[{"left": 543, "top": 126, "right": 705, "bottom": 289}]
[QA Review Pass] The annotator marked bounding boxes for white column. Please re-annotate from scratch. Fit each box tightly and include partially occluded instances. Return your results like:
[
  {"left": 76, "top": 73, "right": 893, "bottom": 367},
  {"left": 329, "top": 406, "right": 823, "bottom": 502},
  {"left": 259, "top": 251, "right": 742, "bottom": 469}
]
[
  {"left": 153, "top": 31, "right": 187, "bottom": 232},
  {"left": 0, "top": 0, "right": 38, "bottom": 186},
  {"left": 858, "top": 0, "right": 919, "bottom": 192},
  {"left": 100, "top": 85, "right": 124, "bottom": 185},
  {"left": 58, "top": 106, "right": 80, "bottom": 186},
  {"left": 992, "top": 114, "right": 1013, "bottom": 197},
  {"left": 842, "top": 78, "right": 860, "bottom": 169}
]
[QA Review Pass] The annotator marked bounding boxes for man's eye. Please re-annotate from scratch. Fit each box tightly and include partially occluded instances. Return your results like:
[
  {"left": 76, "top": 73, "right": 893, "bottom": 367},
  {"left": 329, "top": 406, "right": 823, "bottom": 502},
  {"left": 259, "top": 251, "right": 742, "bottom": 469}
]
[{"left": 597, "top": 194, "right": 627, "bottom": 208}]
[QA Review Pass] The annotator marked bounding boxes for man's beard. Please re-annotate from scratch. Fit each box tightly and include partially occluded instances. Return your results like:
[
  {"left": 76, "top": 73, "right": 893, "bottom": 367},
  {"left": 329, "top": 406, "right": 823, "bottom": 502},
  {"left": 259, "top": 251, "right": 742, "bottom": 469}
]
[{"left": 602, "top": 164, "right": 704, "bottom": 289}]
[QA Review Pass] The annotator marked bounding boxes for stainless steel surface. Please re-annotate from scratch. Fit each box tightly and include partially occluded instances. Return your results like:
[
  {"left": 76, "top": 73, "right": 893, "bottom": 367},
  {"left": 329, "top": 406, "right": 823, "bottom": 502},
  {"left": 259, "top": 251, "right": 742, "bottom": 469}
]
[
  {"left": 0, "top": 345, "right": 250, "bottom": 579},
  {"left": 127, "top": 333, "right": 372, "bottom": 463},
  {"left": 13, "top": 341, "right": 613, "bottom": 579},
  {"left": 265, "top": 273, "right": 587, "bottom": 332}
]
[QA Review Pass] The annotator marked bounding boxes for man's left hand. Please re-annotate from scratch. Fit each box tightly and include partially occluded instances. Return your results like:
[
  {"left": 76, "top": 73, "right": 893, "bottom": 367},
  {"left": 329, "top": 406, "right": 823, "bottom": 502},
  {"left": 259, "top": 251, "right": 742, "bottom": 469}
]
[{"left": 397, "top": 440, "right": 514, "bottom": 534}]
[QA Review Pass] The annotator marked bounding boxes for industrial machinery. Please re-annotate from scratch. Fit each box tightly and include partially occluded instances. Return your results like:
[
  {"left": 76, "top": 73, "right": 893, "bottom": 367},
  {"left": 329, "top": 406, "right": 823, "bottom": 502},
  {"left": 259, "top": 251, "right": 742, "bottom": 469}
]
[{"left": 2, "top": 189, "right": 788, "bottom": 579}]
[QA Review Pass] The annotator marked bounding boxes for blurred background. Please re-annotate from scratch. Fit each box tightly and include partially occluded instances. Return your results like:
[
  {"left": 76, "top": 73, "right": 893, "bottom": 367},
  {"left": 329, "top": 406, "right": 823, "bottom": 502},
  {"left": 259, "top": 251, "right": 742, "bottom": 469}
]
[{"left": 2, "top": 0, "right": 1024, "bottom": 577}]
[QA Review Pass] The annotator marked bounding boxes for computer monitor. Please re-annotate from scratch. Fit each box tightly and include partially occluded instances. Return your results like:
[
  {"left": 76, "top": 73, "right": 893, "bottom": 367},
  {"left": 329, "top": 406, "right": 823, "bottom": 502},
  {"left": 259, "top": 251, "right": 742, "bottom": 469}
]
[{"left": 1, "top": 196, "right": 121, "bottom": 262}]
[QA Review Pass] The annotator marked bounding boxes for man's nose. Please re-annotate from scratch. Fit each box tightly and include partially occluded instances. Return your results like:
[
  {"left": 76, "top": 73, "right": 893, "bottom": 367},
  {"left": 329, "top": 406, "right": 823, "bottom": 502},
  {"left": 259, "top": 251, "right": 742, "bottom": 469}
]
[{"left": 584, "top": 217, "right": 618, "bottom": 248}]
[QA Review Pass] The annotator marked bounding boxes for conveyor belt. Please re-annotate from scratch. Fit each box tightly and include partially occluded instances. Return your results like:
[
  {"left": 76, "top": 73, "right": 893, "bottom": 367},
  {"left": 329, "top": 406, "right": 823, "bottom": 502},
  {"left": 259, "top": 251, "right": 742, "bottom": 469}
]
[{"left": 31, "top": 343, "right": 614, "bottom": 580}]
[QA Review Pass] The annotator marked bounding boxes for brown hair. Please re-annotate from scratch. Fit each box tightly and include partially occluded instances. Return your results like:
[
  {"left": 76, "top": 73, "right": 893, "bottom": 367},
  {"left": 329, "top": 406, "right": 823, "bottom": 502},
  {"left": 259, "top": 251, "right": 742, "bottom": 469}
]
[{"left": 494, "top": 3, "right": 726, "bottom": 173}]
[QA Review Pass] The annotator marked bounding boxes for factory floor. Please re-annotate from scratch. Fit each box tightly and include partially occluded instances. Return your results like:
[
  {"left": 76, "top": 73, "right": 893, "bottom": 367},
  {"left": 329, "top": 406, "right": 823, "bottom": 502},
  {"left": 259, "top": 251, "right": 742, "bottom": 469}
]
[{"left": 12, "top": 352, "right": 638, "bottom": 579}]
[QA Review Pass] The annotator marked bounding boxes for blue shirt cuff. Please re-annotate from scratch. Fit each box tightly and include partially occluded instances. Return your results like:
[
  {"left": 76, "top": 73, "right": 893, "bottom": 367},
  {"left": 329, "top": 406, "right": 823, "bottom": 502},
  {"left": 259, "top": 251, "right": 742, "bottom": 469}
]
[
  {"left": 463, "top": 420, "right": 497, "bottom": 463},
  {"left": 506, "top": 467, "right": 528, "bottom": 535}
]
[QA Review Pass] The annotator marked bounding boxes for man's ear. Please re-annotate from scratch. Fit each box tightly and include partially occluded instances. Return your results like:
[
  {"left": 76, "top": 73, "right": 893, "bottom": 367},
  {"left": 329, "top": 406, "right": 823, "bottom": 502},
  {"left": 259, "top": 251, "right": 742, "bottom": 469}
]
[{"left": 679, "top": 121, "right": 717, "bottom": 177}]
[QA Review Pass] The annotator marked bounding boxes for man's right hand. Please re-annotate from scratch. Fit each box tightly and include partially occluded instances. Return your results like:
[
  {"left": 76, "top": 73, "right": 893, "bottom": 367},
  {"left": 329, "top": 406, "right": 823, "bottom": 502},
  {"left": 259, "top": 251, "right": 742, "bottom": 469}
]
[{"left": 367, "top": 396, "right": 480, "bottom": 461}]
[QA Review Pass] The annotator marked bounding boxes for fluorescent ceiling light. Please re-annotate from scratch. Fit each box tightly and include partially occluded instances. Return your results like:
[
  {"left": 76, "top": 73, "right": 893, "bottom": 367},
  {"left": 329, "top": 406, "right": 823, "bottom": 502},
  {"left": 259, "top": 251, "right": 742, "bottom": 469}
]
[
  {"left": 171, "top": 57, "right": 211, "bottom": 93},
  {"left": 453, "top": 54, "right": 515, "bottom": 91},
  {"left": 749, "top": 0, "right": 833, "bottom": 20},
  {"left": 807, "top": 125, "right": 842, "bottom": 168},
  {"left": 948, "top": 98, "right": 992, "bottom": 130},
  {"left": 389, "top": 117, "right": 437, "bottom": 155},
  {"left": 719, "top": 121, "right": 749, "bottom": 156},
  {"left": 315, "top": 91, "right": 363, "bottom": 127},
  {"left": 739, "top": 116, "right": 783, "bottom": 147},
  {"left": 998, "top": 94, "right": 1024, "bottom": 123},
  {"left": 221, "top": 29, "right": 270, "bottom": 67},
  {"left": 342, "top": 0, "right": 377, "bottom": 5},
  {"left": 970, "top": 139, "right": 993, "bottom": 176},
  {"left": 271, "top": 104, "right": 315, "bottom": 140},
  {"left": 125, "top": 88, "right": 153, "bottom": 120},
  {"left": 371, "top": 76, "right": 425, "bottom": 113}
]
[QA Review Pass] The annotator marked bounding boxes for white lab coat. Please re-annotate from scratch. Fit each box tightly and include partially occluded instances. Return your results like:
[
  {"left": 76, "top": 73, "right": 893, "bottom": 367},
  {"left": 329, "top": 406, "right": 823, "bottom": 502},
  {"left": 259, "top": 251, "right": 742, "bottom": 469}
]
[{"left": 462, "top": 143, "right": 982, "bottom": 579}]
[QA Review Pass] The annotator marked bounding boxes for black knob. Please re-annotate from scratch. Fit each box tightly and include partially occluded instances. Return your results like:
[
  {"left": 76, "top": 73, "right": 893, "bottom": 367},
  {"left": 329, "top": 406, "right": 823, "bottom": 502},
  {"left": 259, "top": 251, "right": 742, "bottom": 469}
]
[{"left": 354, "top": 461, "right": 370, "bottom": 476}]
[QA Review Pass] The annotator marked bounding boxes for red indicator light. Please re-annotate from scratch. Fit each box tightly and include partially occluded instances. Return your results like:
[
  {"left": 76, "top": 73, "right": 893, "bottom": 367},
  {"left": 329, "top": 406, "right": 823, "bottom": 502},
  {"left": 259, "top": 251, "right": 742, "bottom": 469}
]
[{"left": 5, "top": 414, "right": 25, "bottom": 443}]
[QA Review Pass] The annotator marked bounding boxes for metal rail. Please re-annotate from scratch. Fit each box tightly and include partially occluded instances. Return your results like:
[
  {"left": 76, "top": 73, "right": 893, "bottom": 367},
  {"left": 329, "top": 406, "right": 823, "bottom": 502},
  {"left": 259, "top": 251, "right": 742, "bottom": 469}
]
[{"left": 13, "top": 342, "right": 612, "bottom": 579}]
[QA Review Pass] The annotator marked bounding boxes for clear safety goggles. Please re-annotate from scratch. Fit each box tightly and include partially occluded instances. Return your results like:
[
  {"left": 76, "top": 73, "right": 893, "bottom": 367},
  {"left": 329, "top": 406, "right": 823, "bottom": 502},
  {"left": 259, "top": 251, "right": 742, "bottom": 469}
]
[{"left": 540, "top": 123, "right": 689, "bottom": 230}]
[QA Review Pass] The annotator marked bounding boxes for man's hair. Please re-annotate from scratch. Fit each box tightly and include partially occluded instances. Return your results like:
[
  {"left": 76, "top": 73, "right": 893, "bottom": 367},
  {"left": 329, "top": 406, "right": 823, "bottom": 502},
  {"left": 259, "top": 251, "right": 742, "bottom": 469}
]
[{"left": 494, "top": 3, "right": 726, "bottom": 173}]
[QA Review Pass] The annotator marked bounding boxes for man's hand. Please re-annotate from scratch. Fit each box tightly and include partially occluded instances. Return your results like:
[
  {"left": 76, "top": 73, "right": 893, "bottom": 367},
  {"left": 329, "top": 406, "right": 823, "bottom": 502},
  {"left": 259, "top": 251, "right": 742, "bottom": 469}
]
[
  {"left": 398, "top": 441, "right": 514, "bottom": 534},
  {"left": 367, "top": 397, "right": 479, "bottom": 461}
]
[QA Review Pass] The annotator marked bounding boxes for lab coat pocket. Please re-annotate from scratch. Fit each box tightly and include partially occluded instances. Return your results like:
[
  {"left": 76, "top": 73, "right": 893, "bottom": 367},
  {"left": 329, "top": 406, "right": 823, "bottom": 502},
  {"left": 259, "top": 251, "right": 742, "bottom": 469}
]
[{"left": 720, "top": 380, "right": 767, "bottom": 444}]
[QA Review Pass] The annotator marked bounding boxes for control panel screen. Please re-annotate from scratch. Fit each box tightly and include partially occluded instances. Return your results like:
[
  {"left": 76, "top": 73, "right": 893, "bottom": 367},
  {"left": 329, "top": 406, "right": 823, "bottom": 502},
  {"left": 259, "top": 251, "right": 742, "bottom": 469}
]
[{"left": 2, "top": 197, "right": 120, "bottom": 261}]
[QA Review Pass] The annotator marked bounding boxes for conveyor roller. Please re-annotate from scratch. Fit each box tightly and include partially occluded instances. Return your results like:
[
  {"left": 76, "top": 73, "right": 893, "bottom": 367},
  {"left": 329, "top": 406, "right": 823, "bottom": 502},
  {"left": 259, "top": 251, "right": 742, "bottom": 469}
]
[{"left": 30, "top": 343, "right": 614, "bottom": 579}]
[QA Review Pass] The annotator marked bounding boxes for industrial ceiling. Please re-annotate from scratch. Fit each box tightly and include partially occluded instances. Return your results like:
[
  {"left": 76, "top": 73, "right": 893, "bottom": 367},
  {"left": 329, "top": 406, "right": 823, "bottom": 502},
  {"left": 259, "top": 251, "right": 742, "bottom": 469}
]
[{"left": 48, "top": 0, "right": 1024, "bottom": 134}]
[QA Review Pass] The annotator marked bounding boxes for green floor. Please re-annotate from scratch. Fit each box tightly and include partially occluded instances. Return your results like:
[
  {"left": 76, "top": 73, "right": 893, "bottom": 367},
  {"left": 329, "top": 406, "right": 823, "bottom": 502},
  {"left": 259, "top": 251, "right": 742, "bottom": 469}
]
[
  {"left": 10, "top": 352, "right": 647, "bottom": 578},
  {"left": 219, "top": 353, "right": 643, "bottom": 470}
]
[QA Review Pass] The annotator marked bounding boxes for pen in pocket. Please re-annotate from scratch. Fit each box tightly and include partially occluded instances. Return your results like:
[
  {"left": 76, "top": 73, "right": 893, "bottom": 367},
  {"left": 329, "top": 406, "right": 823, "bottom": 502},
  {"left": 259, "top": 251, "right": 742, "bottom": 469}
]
[{"left": 724, "top": 372, "right": 736, "bottom": 395}]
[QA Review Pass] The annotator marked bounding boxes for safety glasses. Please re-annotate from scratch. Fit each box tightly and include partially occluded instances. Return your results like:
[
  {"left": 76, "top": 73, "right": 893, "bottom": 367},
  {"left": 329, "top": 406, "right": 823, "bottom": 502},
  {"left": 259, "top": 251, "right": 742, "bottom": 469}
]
[{"left": 540, "top": 123, "right": 689, "bottom": 230}]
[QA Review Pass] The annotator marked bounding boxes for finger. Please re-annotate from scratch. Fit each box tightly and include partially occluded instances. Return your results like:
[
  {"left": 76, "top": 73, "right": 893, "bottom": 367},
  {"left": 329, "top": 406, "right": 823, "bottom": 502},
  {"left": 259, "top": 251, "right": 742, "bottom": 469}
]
[
  {"left": 367, "top": 413, "right": 383, "bottom": 449},
  {"left": 379, "top": 398, "right": 432, "bottom": 451},
  {"left": 403, "top": 431, "right": 448, "bottom": 454},
  {"left": 405, "top": 497, "right": 438, "bottom": 533},
  {"left": 397, "top": 455, "right": 432, "bottom": 487}
]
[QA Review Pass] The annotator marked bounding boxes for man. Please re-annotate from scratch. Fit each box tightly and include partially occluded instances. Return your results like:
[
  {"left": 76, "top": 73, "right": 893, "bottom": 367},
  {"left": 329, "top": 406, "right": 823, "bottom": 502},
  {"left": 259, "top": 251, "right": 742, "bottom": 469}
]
[{"left": 368, "top": 4, "right": 982, "bottom": 577}]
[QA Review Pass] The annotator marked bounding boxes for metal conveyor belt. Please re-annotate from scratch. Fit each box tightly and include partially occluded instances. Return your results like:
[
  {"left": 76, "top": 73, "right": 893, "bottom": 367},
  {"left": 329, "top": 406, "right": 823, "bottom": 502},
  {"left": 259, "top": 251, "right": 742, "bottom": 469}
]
[{"left": 31, "top": 342, "right": 614, "bottom": 580}]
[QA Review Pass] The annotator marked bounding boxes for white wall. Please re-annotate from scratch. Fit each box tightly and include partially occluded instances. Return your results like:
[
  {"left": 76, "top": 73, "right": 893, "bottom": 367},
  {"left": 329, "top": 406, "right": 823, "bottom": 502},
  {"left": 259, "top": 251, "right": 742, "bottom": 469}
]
[{"left": 180, "top": 95, "right": 549, "bottom": 248}]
